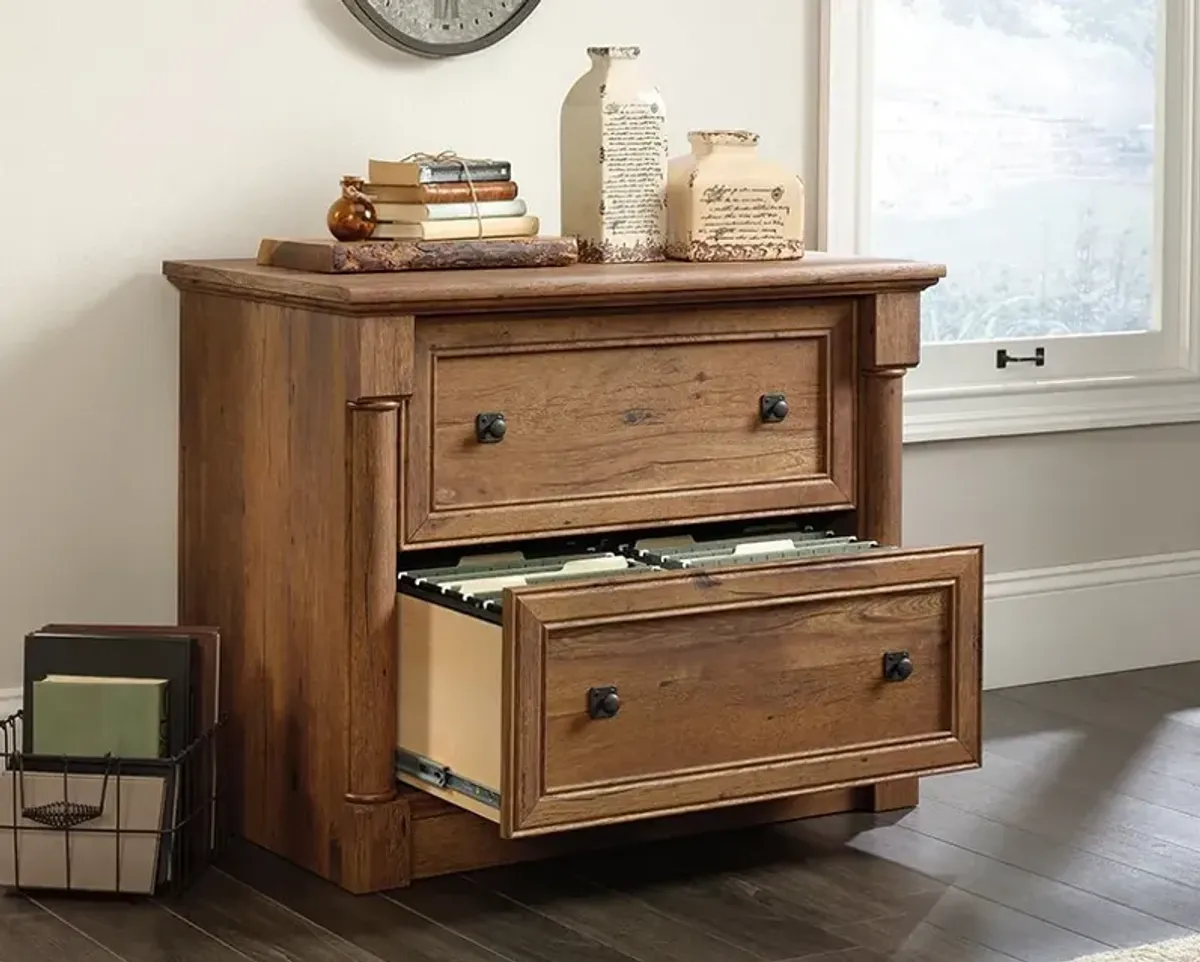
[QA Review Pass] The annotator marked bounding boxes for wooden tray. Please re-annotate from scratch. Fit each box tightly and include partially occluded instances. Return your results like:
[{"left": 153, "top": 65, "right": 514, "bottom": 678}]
[{"left": 256, "top": 236, "right": 579, "bottom": 274}]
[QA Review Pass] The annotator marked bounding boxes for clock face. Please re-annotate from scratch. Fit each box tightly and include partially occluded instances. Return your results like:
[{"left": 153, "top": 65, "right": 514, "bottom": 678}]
[{"left": 341, "top": 0, "right": 542, "bottom": 58}]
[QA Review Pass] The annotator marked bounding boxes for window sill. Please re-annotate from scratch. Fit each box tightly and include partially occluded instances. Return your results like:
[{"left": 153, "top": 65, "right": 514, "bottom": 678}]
[{"left": 902, "top": 373, "right": 1200, "bottom": 443}]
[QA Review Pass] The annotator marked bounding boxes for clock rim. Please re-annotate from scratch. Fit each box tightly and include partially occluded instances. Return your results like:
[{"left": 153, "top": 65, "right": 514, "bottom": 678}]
[{"left": 339, "top": 0, "right": 542, "bottom": 58}]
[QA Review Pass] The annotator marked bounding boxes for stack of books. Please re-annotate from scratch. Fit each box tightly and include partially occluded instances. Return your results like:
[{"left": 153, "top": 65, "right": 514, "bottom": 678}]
[{"left": 363, "top": 156, "right": 537, "bottom": 241}]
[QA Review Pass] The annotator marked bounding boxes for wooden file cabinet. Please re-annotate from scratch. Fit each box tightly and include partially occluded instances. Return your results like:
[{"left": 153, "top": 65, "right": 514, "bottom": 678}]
[{"left": 163, "top": 253, "right": 982, "bottom": 894}]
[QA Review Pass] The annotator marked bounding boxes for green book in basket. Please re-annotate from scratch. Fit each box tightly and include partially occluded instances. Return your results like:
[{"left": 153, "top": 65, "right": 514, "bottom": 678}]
[{"left": 31, "top": 674, "right": 169, "bottom": 759}]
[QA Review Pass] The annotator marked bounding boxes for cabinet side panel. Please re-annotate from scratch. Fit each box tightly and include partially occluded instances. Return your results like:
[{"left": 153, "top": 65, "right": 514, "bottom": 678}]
[
  {"left": 180, "top": 292, "right": 262, "bottom": 837},
  {"left": 178, "top": 292, "right": 355, "bottom": 880}
]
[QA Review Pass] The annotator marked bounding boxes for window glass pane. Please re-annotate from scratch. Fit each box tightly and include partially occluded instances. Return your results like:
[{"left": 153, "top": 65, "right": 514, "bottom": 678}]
[{"left": 870, "top": 0, "right": 1158, "bottom": 343}]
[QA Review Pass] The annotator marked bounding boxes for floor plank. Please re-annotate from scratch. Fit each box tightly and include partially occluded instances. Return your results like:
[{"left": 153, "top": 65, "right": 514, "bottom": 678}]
[
  {"left": 799, "top": 813, "right": 1182, "bottom": 954},
  {"left": 821, "top": 901, "right": 1027, "bottom": 962},
  {"left": 218, "top": 842, "right": 510, "bottom": 962},
  {"left": 1119, "top": 662, "right": 1200, "bottom": 701},
  {"left": 4, "top": 667, "right": 1200, "bottom": 962},
  {"left": 563, "top": 831, "right": 862, "bottom": 960},
  {"left": 925, "top": 756, "right": 1200, "bottom": 892},
  {"left": 900, "top": 795, "right": 1200, "bottom": 930},
  {"left": 0, "top": 892, "right": 122, "bottom": 962},
  {"left": 382, "top": 874, "right": 637, "bottom": 962},
  {"left": 465, "top": 860, "right": 762, "bottom": 962},
  {"left": 29, "top": 893, "right": 253, "bottom": 962},
  {"left": 156, "top": 870, "right": 384, "bottom": 962}
]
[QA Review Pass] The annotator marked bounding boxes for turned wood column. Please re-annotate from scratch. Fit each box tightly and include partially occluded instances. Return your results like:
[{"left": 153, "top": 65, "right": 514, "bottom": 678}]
[
  {"left": 346, "top": 398, "right": 401, "bottom": 806},
  {"left": 858, "top": 368, "right": 907, "bottom": 547},
  {"left": 858, "top": 291, "right": 923, "bottom": 814},
  {"left": 856, "top": 291, "right": 921, "bottom": 547}
]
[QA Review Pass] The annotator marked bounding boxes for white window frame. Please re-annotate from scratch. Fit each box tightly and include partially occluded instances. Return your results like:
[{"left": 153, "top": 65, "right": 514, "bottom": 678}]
[{"left": 818, "top": 0, "right": 1200, "bottom": 442}]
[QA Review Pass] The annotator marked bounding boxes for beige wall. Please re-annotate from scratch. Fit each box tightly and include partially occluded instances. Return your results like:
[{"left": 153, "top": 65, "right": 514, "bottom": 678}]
[
  {"left": 0, "top": 1, "right": 1194, "bottom": 693},
  {"left": 904, "top": 423, "right": 1200, "bottom": 572},
  {"left": 0, "top": 1, "right": 817, "bottom": 690}
]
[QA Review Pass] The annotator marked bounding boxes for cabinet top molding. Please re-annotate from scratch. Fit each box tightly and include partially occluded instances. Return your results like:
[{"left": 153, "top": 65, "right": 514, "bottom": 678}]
[{"left": 161, "top": 253, "right": 946, "bottom": 314}]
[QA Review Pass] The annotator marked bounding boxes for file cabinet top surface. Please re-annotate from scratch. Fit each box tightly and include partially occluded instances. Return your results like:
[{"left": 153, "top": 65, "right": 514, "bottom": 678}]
[{"left": 162, "top": 252, "right": 946, "bottom": 313}]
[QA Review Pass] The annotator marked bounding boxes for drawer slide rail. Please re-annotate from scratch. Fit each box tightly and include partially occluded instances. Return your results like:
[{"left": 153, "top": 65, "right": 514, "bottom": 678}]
[{"left": 395, "top": 748, "right": 501, "bottom": 810}]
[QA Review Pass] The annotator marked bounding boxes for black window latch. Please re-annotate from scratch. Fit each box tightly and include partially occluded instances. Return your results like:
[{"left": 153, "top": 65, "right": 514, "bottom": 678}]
[{"left": 996, "top": 347, "right": 1045, "bottom": 369}]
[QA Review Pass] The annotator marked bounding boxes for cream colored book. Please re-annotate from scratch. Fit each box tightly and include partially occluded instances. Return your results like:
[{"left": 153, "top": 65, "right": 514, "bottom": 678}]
[
  {"left": 373, "top": 199, "right": 527, "bottom": 223},
  {"left": 371, "top": 215, "right": 539, "bottom": 241}
]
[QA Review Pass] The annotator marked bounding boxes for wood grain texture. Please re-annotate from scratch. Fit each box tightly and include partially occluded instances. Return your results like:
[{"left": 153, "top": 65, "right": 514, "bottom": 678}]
[
  {"left": 406, "top": 784, "right": 880, "bottom": 881},
  {"left": 855, "top": 294, "right": 927, "bottom": 812},
  {"left": 501, "top": 546, "right": 982, "bottom": 837},
  {"left": 346, "top": 400, "right": 401, "bottom": 806},
  {"left": 257, "top": 236, "right": 579, "bottom": 274},
  {"left": 176, "top": 291, "right": 413, "bottom": 889},
  {"left": 863, "top": 291, "right": 922, "bottom": 369},
  {"left": 164, "top": 253, "right": 959, "bottom": 893},
  {"left": 163, "top": 252, "right": 946, "bottom": 314},
  {"left": 405, "top": 301, "right": 856, "bottom": 547}
]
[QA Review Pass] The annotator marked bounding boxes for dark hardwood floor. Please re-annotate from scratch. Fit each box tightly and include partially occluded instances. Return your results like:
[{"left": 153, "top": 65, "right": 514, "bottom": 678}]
[{"left": 6, "top": 662, "right": 1200, "bottom": 962}]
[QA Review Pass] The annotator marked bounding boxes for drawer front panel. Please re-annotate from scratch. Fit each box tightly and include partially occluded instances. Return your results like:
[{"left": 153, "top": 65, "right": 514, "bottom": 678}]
[
  {"left": 501, "top": 546, "right": 981, "bottom": 836},
  {"left": 404, "top": 303, "right": 855, "bottom": 547}
]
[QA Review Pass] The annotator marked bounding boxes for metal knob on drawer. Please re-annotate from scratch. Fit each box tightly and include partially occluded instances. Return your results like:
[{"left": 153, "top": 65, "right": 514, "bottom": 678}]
[
  {"left": 587, "top": 685, "right": 621, "bottom": 719},
  {"left": 475, "top": 413, "right": 507, "bottom": 443},
  {"left": 883, "top": 651, "right": 914, "bottom": 682},
  {"left": 759, "top": 393, "right": 789, "bottom": 423}
]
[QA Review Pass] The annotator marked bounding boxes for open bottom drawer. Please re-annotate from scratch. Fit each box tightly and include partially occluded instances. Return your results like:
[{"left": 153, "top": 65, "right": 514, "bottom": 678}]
[{"left": 395, "top": 538, "right": 982, "bottom": 838}]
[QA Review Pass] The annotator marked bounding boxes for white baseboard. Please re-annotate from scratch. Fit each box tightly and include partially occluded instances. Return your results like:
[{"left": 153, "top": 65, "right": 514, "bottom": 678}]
[{"left": 983, "top": 549, "right": 1200, "bottom": 690}]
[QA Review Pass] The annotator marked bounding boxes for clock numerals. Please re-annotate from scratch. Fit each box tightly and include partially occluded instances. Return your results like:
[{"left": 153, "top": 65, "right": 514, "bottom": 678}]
[{"left": 342, "top": 0, "right": 539, "bottom": 56}]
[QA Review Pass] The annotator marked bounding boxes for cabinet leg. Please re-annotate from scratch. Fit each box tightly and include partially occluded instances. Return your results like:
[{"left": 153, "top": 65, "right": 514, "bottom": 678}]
[
  {"left": 868, "top": 777, "right": 919, "bottom": 813},
  {"left": 339, "top": 798, "right": 412, "bottom": 894}
]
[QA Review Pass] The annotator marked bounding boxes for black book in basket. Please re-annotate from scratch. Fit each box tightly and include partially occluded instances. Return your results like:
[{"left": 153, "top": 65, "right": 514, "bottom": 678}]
[{"left": 0, "top": 709, "right": 227, "bottom": 895}]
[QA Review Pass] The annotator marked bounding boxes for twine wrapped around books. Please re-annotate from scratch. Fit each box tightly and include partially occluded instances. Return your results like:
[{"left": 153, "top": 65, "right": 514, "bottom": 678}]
[{"left": 398, "top": 150, "right": 491, "bottom": 239}]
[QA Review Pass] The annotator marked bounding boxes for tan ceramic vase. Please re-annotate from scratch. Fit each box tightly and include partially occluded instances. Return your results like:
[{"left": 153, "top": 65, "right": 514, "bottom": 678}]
[
  {"left": 666, "top": 131, "right": 804, "bottom": 262},
  {"left": 560, "top": 46, "right": 668, "bottom": 263}
]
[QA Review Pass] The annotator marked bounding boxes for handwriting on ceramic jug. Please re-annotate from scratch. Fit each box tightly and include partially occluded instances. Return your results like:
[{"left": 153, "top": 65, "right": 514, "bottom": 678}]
[
  {"left": 697, "top": 184, "right": 793, "bottom": 242},
  {"left": 601, "top": 102, "right": 666, "bottom": 236}
]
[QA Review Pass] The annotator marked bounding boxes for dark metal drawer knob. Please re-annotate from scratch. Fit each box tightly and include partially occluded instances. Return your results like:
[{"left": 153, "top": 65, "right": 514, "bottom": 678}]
[
  {"left": 475, "top": 413, "right": 507, "bottom": 443},
  {"left": 587, "top": 685, "right": 620, "bottom": 719},
  {"left": 760, "top": 394, "right": 789, "bottom": 423},
  {"left": 883, "top": 651, "right": 914, "bottom": 682}
]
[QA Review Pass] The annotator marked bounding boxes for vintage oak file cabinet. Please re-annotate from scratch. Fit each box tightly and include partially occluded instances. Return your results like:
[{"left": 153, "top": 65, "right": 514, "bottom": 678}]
[{"left": 162, "top": 253, "right": 982, "bottom": 894}]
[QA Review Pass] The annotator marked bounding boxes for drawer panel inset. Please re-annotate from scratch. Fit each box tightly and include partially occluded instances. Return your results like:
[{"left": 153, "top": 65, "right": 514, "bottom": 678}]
[{"left": 403, "top": 302, "right": 856, "bottom": 547}]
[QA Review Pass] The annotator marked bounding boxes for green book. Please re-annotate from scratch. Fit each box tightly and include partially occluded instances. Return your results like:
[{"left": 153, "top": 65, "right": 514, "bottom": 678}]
[{"left": 31, "top": 674, "right": 169, "bottom": 759}]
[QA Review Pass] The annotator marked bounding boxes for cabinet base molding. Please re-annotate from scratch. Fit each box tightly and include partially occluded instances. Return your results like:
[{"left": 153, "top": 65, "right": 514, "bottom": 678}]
[{"left": 404, "top": 781, "right": 916, "bottom": 886}]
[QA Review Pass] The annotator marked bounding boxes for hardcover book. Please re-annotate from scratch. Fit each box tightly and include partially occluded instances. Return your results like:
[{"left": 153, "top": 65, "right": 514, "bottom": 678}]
[
  {"left": 368, "top": 157, "right": 511, "bottom": 185},
  {"left": 365, "top": 181, "right": 519, "bottom": 204},
  {"left": 373, "top": 198, "right": 527, "bottom": 223},
  {"left": 371, "top": 214, "right": 539, "bottom": 241},
  {"left": 31, "top": 674, "right": 169, "bottom": 758}
]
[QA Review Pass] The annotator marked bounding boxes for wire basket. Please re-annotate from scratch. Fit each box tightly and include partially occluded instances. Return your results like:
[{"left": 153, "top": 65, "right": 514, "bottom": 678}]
[{"left": 0, "top": 709, "right": 228, "bottom": 895}]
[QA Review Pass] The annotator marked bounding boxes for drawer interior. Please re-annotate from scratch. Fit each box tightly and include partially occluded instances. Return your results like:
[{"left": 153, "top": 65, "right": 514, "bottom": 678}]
[
  {"left": 394, "top": 517, "right": 982, "bottom": 835},
  {"left": 398, "top": 524, "right": 889, "bottom": 623}
]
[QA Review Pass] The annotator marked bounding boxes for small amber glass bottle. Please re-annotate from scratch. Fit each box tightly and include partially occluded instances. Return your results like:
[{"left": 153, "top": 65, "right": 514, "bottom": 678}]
[{"left": 327, "top": 175, "right": 378, "bottom": 242}]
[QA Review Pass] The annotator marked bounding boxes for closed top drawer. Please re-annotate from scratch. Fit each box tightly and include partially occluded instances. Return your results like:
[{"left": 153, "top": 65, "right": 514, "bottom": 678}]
[{"left": 403, "top": 302, "right": 856, "bottom": 547}]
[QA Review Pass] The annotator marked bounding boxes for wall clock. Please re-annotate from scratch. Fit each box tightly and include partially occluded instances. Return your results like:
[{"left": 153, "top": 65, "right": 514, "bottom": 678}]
[{"left": 341, "top": 0, "right": 542, "bottom": 58}]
